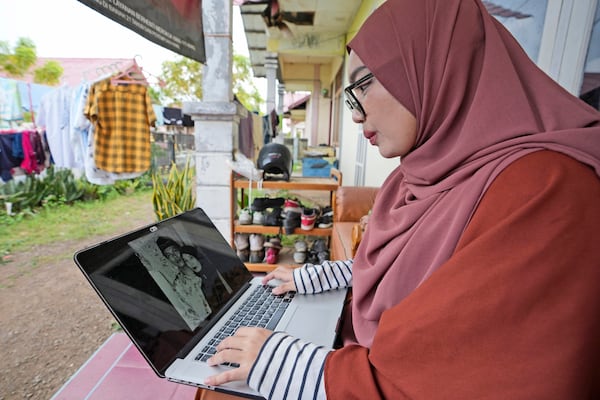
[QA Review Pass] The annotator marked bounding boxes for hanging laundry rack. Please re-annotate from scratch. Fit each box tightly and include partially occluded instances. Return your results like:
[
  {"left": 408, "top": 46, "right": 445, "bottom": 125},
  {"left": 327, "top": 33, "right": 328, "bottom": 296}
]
[{"left": 110, "top": 59, "right": 148, "bottom": 86}]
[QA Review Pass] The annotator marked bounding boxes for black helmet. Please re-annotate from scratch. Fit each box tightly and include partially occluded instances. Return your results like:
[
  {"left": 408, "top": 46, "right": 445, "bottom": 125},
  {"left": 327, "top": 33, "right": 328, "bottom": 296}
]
[{"left": 257, "top": 143, "right": 293, "bottom": 181}]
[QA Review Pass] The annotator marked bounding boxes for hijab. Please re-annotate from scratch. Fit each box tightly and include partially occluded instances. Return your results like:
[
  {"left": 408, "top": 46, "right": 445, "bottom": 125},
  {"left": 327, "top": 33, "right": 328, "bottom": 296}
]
[{"left": 348, "top": 0, "right": 600, "bottom": 347}]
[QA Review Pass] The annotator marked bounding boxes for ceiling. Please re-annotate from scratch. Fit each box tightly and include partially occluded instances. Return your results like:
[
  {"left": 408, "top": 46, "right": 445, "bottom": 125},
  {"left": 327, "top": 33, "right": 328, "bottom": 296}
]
[{"left": 240, "top": 0, "right": 362, "bottom": 91}]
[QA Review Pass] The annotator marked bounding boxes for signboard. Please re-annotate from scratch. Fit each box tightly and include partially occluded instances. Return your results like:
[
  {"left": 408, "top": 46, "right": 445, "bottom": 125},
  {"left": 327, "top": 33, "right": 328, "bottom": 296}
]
[{"left": 78, "top": 0, "right": 205, "bottom": 63}]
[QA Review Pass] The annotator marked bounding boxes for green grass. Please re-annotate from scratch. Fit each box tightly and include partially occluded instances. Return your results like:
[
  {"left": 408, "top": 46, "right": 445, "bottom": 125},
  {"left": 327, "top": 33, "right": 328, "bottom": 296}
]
[{"left": 0, "top": 190, "right": 153, "bottom": 258}]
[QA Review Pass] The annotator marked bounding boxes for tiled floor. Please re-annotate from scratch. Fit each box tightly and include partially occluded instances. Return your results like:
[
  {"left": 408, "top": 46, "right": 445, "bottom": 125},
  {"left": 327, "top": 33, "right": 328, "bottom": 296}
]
[{"left": 51, "top": 333, "right": 197, "bottom": 400}]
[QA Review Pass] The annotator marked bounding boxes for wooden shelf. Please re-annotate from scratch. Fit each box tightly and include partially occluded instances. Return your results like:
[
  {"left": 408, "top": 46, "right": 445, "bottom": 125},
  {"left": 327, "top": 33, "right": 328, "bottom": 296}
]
[
  {"left": 232, "top": 176, "right": 340, "bottom": 191},
  {"left": 234, "top": 222, "right": 332, "bottom": 236},
  {"left": 230, "top": 169, "right": 341, "bottom": 272},
  {"left": 243, "top": 248, "right": 303, "bottom": 273}
]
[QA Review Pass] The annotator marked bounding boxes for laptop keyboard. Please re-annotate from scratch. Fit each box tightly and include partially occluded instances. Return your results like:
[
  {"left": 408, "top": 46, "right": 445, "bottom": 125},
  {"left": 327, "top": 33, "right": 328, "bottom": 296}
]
[{"left": 195, "top": 285, "right": 295, "bottom": 366}]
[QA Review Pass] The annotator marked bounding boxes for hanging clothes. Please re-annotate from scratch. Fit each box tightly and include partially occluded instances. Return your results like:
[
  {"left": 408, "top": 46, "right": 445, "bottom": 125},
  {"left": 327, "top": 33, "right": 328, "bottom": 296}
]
[
  {"left": 0, "top": 132, "right": 23, "bottom": 181},
  {"left": 37, "top": 85, "right": 82, "bottom": 169},
  {"left": 163, "top": 107, "right": 183, "bottom": 126},
  {"left": 84, "top": 78, "right": 156, "bottom": 173},
  {"left": 153, "top": 104, "right": 165, "bottom": 126},
  {"left": 238, "top": 110, "right": 254, "bottom": 159},
  {"left": 251, "top": 112, "right": 263, "bottom": 162},
  {"left": 262, "top": 114, "right": 271, "bottom": 144},
  {"left": 72, "top": 80, "right": 146, "bottom": 184},
  {"left": 0, "top": 78, "right": 23, "bottom": 129},
  {"left": 19, "top": 130, "right": 44, "bottom": 174},
  {"left": 16, "top": 80, "right": 54, "bottom": 126}
]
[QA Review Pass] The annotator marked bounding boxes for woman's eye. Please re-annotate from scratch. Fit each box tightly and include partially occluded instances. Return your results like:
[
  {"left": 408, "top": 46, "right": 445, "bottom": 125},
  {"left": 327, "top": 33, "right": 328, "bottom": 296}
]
[{"left": 356, "top": 80, "right": 372, "bottom": 94}]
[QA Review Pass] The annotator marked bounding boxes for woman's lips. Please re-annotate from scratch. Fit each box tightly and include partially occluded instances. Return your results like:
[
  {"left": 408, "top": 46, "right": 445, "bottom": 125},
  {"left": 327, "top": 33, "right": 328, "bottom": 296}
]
[{"left": 364, "top": 130, "right": 377, "bottom": 145}]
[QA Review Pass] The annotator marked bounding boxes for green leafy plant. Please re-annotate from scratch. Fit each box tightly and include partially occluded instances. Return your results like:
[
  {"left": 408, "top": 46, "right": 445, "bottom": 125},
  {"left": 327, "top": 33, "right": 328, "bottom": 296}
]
[
  {"left": 0, "top": 166, "right": 151, "bottom": 220},
  {"left": 151, "top": 158, "right": 196, "bottom": 221}
]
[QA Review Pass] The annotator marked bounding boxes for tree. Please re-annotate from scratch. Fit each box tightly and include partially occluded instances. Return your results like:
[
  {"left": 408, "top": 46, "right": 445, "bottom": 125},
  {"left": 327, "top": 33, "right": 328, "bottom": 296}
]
[
  {"left": 33, "top": 61, "right": 63, "bottom": 86},
  {"left": 232, "top": 54, "right": 263, "bottom": 113},
  {"left": 156, "top": 54, "right": 263, "bottom": 112},
  {"left": 0, "top": 37, "right": 64, "bottom": 86},
  {"left": 0, "top": 38, "right": 37, "bottom": 77}
]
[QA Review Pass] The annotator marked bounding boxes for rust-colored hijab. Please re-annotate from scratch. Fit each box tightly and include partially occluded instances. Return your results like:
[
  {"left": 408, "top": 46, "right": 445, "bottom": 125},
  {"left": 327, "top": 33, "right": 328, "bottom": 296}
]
[{"left": 348, "top": 0, "right": 600, "bottom": 346}]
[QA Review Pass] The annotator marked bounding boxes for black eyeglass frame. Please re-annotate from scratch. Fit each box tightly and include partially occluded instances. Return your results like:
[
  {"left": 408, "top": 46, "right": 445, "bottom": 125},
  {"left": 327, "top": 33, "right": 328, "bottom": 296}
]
[{"left": 344, "top": 72, "right": 374, "bottom": 118}]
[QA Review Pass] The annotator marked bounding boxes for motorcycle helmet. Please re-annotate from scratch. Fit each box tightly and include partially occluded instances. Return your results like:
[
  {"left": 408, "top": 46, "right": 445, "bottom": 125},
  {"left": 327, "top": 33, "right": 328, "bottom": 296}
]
[{"left": 257, "top": 143, "right": 293, "bottom": 181}]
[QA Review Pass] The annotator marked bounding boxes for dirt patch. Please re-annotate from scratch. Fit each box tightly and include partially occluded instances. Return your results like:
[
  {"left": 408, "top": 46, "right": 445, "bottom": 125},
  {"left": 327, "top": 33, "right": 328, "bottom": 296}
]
[{"left": 0, "top": 201, "right": 155, "bottom": 400}]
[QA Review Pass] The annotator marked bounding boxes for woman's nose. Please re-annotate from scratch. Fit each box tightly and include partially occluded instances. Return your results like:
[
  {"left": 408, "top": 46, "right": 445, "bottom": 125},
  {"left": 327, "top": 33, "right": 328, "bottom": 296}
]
[{"left": 351, "top": 108, "right": 365, "bottom": 123}]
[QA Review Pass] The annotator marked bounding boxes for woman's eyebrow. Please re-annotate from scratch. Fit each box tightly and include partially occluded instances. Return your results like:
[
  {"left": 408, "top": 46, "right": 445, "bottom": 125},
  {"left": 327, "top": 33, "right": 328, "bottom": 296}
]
[{"left": 349, "top": 65, "right": 369, "bottom": 83}]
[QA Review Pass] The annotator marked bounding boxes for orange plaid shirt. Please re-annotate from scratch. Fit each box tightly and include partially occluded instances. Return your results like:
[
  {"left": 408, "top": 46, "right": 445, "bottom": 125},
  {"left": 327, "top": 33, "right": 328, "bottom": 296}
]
[{"left": 85, "top": 79, "right": 156, "bottom": 173}]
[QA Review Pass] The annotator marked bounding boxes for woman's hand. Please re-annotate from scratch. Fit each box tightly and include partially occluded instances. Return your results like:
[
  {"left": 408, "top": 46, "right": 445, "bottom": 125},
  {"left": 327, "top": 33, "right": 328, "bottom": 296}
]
[
  {"left": 204, "top": 327, "right": 272, "bottom": 386},
  {"left": 262, "top": 266, "right": 297, "bottom": 295}
]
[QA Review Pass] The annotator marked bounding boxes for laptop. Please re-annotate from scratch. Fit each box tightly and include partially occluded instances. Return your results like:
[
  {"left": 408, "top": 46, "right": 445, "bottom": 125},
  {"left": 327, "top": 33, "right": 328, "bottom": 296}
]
[{"left": 73, "top": 207, "right": 347, "bottom": 399}]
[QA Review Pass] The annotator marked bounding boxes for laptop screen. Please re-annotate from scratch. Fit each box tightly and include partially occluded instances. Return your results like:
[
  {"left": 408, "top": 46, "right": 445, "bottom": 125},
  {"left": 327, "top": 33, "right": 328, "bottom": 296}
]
[{"left": 74, "top": 208, "right": 253, "bottom": 374}]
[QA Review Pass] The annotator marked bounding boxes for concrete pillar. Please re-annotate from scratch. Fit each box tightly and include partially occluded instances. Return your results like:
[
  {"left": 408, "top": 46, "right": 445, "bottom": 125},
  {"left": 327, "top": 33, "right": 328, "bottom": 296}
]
[
  {"left": 182, "top": 0, "right": 247, "bottom": 241},
  {"left": 265, "top": 52, "right": 278, "bottom": 114},
  {"left": 277, "top": 83, "right": 285, "bottom": 116},
  {"left": 310, "top": 64, "right": 321, "bottom": 146}
]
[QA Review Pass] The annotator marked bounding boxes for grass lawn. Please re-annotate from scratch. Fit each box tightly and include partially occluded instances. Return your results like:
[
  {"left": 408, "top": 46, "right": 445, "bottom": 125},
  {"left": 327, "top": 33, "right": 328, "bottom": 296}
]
[{"left": 0, "top": 190, "right": 154, "bottom": 259}]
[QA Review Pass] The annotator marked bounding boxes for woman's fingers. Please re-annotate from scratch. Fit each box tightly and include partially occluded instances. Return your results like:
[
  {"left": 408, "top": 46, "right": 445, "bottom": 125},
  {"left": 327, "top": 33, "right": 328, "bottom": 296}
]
[
  {"left": 205, "top": 328, "right": 272, "bottom": 386},
  {"left": 262, "top": 266, "right": 296, "bottom": 294}
]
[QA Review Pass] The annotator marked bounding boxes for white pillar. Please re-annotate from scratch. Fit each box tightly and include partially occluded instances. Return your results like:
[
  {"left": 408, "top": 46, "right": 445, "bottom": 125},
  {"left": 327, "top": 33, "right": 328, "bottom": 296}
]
[
  {"left": 277, "top": 83, "right": 285, "bottom": 116},
  {"left": 265, "top": 52, "right": 278, "bottom": 114},
  {"left": 262, "top": 52, "right": 278, "bottom": 143},
  {"left": 183, "top": 0, "right": 247, "bottom": 241},
  {"left": 310, "top": 64, "right": 321, "bottom": 146}
]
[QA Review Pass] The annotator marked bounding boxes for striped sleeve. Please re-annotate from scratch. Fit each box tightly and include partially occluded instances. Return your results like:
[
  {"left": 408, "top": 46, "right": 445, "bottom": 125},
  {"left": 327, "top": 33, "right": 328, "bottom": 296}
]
[
  {"left": 293, "top": 259, "right": 353, "bottom": 294},
  {"left": 247, "top": 332, "right": 331, "bottom": 400}
]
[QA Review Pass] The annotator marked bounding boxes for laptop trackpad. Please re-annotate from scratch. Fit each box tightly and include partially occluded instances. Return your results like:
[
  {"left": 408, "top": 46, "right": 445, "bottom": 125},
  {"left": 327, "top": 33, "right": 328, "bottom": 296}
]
[{"left": 280, "top": 305, "right": 340, "bottom": 346}]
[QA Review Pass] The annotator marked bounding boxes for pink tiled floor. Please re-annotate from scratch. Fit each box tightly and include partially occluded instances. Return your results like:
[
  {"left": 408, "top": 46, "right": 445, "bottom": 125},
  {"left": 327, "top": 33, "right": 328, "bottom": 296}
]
[{"left": 51, "top": 333, "right": 198, "bottom": 400}]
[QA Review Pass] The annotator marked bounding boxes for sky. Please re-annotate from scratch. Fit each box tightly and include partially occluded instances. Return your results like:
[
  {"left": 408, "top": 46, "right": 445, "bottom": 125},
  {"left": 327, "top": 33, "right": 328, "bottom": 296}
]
[{"left": 0, "top": 0, "right": 259, "bottom": 89}]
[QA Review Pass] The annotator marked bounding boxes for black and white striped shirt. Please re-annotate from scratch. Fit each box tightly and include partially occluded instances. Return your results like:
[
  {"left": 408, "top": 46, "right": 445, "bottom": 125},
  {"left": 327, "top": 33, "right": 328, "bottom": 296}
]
[
  {"left": 293, "top": 259, "right": 354, "bottom": 294},
  {"left": 247, "top": 259, "right": 354, "bottom": 399}
]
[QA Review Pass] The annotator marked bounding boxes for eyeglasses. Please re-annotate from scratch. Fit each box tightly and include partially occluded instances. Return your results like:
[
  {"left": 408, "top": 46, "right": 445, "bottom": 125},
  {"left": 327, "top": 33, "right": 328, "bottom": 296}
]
[{"left": 344, "top": 72, "right": 374, "bottom": 118}]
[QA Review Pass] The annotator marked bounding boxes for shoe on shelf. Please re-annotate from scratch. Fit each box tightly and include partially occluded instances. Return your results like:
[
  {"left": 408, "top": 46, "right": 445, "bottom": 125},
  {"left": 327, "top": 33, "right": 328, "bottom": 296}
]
[
  {"left": 283, "top": 198, "right": 302, "bottom": 214},
  {"left": 234, "top": 233, "right": 250, "bottom": 250},
  {"left": 251, "top": 197, "right": 285, "bottom": 212},
  {"left": 239, "top": 208, "right": 253, "bottom": 225},
  {"left": 317, "top": 250, "right": 330, "bottom": 264},
  {"left": 320, "top": 205, "right": 333, "bottom": 217},
  {"left": 249, "top": 233, "right": 265, "bottom": 251},
  {"left": 283, "top": 210, "right": 302, "bottom": 234},
  {"left": 301, "top": 208, "right": 317, "bottom": 231},
  {"left": 249, "top": 249, "right": 264, "bottom": 263},
  {"left": 317, "top": 214, "right": 333, "bottom": 229},
  {"left": 293, "top": 251, "right": 307, "bottom": 264},
  {"left": 252, "top": 210, "right": 265, "bottom": 225},
  {"left": 265, "top": 247, "right": 279, "bottom": 264},
  {"left": 311, "top": 238, "right": 328, "bottom": 253},
  {"left": 237, "top": 248, "right": 250, "bottom": 262},
  {"left": 264, "top": 237, "right": 283, "bottom": 250},
  {"left": 294, "top": 240, "right": 307, "bottom": 253},
  {"left": 264, "top": 207, "right": 283, "bottom": 226},
  {"left": 306, "top": 251, "right": 319, "bottom": 264}
]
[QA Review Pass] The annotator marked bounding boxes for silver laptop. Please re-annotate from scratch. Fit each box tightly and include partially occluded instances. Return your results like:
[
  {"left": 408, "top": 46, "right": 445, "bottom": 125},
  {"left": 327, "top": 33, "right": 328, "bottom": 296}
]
[{"left": 73, "top": 207, "right": 347, "bottom": 399}]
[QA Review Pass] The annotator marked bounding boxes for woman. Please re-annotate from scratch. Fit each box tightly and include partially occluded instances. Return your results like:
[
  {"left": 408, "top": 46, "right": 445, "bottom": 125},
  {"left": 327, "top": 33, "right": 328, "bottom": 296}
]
[{"left": 203, "top": 0, "right": 600, "bottom": 398}]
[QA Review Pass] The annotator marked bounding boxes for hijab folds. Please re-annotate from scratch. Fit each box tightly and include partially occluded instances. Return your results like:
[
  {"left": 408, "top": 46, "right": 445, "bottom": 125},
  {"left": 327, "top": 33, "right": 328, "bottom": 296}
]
[{"left": 348, "top": 0, "right": 600, "bottom": 346}]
